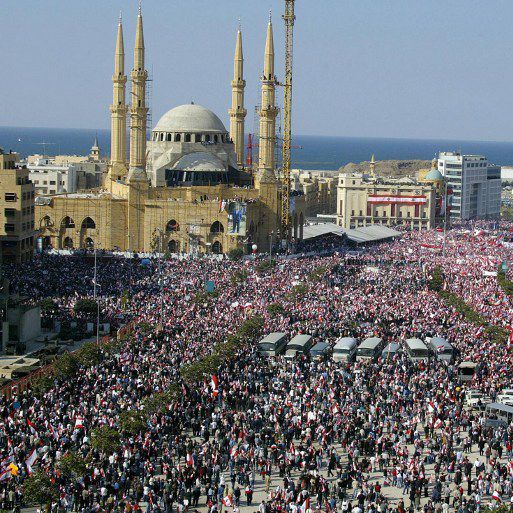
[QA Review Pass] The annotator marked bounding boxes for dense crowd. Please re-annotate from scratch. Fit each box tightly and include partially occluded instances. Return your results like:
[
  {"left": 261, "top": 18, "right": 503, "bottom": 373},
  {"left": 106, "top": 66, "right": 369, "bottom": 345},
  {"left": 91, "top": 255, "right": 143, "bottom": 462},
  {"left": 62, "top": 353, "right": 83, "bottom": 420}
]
[{"left": 2, "top": 222, "right": 513, "bottom": 513}]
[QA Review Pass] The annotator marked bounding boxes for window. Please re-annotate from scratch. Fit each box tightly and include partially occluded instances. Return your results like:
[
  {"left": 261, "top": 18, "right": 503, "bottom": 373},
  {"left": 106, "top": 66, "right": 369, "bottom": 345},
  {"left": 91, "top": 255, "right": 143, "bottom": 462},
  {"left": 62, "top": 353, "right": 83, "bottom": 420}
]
[
  {"left": 50, "top": 181, "right": 56, "bottom": 185},
  {"left": 4, "top": 208, "right": 15, "bottom": 217},
  {"left": 4, "top": 224, "right": 15, "bottom": 232},
  {"left": 351, "top": 210, "right": 355, "bottom": 216},
  {"left": 5, "top": 193, "right": 16, "bottom": 202}
]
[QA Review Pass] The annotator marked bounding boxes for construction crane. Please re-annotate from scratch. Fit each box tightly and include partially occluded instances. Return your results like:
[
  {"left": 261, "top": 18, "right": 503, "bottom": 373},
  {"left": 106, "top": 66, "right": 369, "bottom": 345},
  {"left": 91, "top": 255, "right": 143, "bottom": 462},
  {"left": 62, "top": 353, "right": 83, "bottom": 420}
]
[{"left": 281, "top": 0, "right": 295, "bottom": 242}]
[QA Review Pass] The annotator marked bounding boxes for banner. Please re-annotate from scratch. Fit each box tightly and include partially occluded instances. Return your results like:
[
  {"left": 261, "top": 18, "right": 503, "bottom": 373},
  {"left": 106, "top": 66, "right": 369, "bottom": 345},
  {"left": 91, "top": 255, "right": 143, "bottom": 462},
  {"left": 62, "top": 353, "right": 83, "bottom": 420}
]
[{"left": 367, "top": 195, "right": 427, "bottom": 204}]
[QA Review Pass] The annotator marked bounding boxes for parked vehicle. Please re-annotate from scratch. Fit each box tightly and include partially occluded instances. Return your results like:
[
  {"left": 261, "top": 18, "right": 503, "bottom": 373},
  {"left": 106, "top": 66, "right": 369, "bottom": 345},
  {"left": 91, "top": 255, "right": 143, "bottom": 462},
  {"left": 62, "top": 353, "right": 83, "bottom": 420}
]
[
  {"left": 258, "top": 333, "right": 288, "bottom": 356},
  {"left": 356, "top": 337, "right": 383, "bottom": 362},
  {"left": 332, "top": 337, "right": 358, "bottom": 363},
  {"left": 285, "top": 334, "right": 313, "bottom": 358}
]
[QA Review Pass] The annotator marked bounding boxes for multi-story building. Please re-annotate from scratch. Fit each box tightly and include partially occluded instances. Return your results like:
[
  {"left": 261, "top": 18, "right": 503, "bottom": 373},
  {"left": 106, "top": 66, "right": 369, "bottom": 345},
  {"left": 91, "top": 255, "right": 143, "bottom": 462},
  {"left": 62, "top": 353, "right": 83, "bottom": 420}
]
[
  {"left": 337, "top": 173, "right": 436, "bottom": 230},
  {"left": 291, "top": 170, "right": 338, "bottom": 216},
  {"left": 437, "top": 152, "right": 501, "bottom": 220},
  {"left": 28, "top": 157, "right": 78, "bottom": 195},
  {"left": 0, "top": 150, "right": 36, "bottom": 263}
]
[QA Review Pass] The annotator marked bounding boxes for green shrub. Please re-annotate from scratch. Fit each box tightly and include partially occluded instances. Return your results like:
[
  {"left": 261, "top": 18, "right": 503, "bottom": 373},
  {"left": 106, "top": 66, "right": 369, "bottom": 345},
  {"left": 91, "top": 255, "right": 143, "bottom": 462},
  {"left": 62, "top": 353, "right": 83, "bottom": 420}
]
[
  {"left": 228, "top": 248, "right": 244, "bottom": 261},
  {"left": 119, "top": 411, "right": 147, "bottom": 434},
  {"left": 30, "top": 375, "right": 54, "bottom": 398},
  {"left": 58, "top": 451, "right": 88, "bottom": 478},
  {"left": 76, "top": 342, "right": 102, "bottom": 367},
  {"left": 267, "top": 303, "right": 286, "bottom": 317},
  {"left": 74, "top": 298, "right": 98, "bottom": 316},
  {"left": 53, "top": 352, "right": 78, "bottom": 379},
  {"left": 39, "top": 298, "right": 59, "bottom": 315},
  {"left": 23, "top": 470, "right": 59, "bottom": 507},
  {"left": 428, "top": 266, "right": 445, "bottom": 292},
  {"left": 256, "top": 259, "right": 276, "bottom": 273},
  {"left": 91, "top": 426, "right": 120, "bottom": 455}
]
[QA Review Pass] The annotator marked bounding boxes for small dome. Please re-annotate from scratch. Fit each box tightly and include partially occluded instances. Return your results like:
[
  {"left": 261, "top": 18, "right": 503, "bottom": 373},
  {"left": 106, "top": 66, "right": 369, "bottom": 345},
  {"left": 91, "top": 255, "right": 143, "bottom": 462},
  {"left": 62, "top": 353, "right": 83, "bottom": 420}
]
[
  {"left": 154, "top": 104, "right": 227, "bottom": 134},
  {"left": 171, "top": 152, "right": 225, "bottom": 172},
  {"left": 425, "top": 167, "right": 444, "bottom": 181}
]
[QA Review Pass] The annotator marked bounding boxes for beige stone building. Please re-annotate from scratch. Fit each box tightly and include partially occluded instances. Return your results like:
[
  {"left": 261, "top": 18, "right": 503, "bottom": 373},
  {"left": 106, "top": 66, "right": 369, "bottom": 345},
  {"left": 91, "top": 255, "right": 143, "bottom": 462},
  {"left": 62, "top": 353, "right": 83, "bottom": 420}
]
[
  {"left": 337, "top": 172, "right": 436, "bottom": 230},
  {"left": 292, "top": 170, "right": 338, "bottom": 217},
  {"left": 35, "top": 10, "right": 306, "bottom": 255},
  {"left": 0, "top": 150, "right": 36, "bottom": 263}
]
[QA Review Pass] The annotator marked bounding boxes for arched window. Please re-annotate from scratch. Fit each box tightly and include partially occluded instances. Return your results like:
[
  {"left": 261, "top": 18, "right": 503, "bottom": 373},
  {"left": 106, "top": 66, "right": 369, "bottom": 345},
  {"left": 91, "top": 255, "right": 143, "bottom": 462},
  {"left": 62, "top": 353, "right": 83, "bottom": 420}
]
[
  {"left": 81, "top": 217, "right": 96, "bottom": 230},
  {"left": 210, "top": 221, "right": 224, "bottom": 234},
  {"left": 40, "top": 215, "right": 52, "bottom": 228},
  {"left": 214, "top": 135, "right": 218, "bottom": 143},
  {"left": 175, "top": 134, "right": 181, "bottom": 142},
  {"left": 212, "top": 241, "right": 223, "bottom": 254},
  {"left": 185, "top": 133, "right": 191, "bottom": 142},
  {"left": 205, "top": 135, "right": 211, "bottom": 143},
  {"left": 195, "top": 134, "right": 201, "bottom": 143},
  {"left": 61, "top": 216, "right": 75, "bottom": 229},
  {"left": 166, "top": 219, "right": 180, "bottom": 232},
  {"left": 63, "top": 237, "right": 74, "bottom": 249},
  {"left": 168, "top": 240, "right": 179, "bottom": 253},
  {"left": 160, "top": 133, "right": 164, "bottom": 141},
  {"left": 167, "top": 133, "right": 172, "bottom": 142}
]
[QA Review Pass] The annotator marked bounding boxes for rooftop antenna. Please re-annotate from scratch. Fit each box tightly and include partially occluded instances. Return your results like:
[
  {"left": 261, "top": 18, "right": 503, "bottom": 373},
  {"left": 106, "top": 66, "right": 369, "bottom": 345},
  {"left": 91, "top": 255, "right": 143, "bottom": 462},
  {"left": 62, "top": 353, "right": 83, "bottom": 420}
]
[
  {"left": 119, "top": 10, "right": 122, "bottom": 24},
  {"left": 35, "top": 141, "right": 56, "bottom": 156},
  {"left": 138, "top": 0, "right": 142, "bottom": 15},
  {"left": 238, "top": 17, "right": 242, "bottom": 31}
]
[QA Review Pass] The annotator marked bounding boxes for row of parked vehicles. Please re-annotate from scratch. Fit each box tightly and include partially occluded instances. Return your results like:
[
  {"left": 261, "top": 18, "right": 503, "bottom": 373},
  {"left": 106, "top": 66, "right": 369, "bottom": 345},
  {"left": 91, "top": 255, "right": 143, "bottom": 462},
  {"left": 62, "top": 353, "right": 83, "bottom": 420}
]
[{"left": 257, "top": 333, "right": 456, "bottom": 363}]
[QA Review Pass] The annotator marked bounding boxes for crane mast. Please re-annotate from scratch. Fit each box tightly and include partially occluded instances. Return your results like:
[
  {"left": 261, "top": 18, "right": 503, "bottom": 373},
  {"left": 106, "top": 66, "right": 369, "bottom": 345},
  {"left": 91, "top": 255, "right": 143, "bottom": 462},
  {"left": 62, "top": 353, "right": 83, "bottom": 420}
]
[{"left": 281, "top": 0, "right": 295, "bottom": 242}]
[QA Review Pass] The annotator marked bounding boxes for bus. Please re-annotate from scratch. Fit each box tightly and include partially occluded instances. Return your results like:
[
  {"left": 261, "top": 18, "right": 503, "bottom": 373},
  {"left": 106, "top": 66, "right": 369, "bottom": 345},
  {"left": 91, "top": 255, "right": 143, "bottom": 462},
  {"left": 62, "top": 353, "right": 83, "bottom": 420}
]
[
  {"left": 382, "top": 342, "right": 400, "bottom": 360},
  {"left": 258, "top": 333, "right": 288, "bottom": 356},
  {"left": 285, "top": 334, "right": 314, "bottom": 358},
  {"left": 310, "top": 342, "right": 330, "bottom": 360},
  {"left": 332, "top": 337, "right": 358, "bottom": 363},
  {"left": 356, "top": 337, "right": 383, "bottom": 362},
  {"left": 405, "top": 338, "right": 430, "bottom": 361},
  {"left": 485, "top": 403, "right": 513, "bottom": 423},
  {"left": 427, "top": 337, "right": 453, "bottom": 362}
]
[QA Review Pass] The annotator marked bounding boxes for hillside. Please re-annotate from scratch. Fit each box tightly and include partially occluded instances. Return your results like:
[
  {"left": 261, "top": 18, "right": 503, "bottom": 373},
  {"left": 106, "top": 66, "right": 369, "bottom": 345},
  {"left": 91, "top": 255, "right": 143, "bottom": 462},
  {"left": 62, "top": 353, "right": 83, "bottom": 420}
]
[{"left": 339, "top": 159, "right": 432, "bottom": 178}]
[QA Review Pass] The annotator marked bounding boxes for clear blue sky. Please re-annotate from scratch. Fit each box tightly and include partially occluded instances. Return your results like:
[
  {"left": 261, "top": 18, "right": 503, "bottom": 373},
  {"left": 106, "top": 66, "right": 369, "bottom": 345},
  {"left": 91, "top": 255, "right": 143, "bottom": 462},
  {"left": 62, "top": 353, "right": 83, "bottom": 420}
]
[{"left": 1, "top": 0, "right": 512, "bottom": 141}]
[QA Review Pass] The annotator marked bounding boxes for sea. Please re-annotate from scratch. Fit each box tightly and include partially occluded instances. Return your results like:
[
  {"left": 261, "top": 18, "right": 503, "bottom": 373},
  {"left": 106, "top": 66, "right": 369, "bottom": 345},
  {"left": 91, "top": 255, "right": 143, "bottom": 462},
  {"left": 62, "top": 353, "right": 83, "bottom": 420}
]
[{"left": 2, "top": 125, "right": 513, "bottom": 171}]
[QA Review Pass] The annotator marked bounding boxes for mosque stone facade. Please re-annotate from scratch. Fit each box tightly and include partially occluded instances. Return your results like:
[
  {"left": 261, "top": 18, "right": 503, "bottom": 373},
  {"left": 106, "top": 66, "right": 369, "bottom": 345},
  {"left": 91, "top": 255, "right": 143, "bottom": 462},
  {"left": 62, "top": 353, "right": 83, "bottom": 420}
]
[{"left": 35, "top": 9, "right": 306, "bottom": 255}]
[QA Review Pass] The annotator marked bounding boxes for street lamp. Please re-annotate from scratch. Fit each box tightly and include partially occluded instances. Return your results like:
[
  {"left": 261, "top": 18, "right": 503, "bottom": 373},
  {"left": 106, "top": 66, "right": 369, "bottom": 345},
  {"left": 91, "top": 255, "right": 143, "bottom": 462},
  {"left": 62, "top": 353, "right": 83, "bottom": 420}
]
[
  {"left": 154, "top": 228, "right": 165, "bottom": 331},
  {"left": 252, "top": 244, "right": 257, "bottom": 260},
  {"left": 88, "top": 239, "right": 101, "bottom": 345}
]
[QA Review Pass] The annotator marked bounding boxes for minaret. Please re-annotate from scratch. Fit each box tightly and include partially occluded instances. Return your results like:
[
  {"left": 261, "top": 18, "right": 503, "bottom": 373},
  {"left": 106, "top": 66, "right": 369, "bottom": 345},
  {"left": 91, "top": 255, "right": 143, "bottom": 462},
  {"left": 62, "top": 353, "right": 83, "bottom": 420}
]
[
  {"left": 229, "top": 25, "right": 247, "bottom": 169},
  {"left": 370, "top": 154, "right": 376, "bottom": 179},
  {"left": 128, "top": 1, "right": 149, "bottom": 179},
  {"left": 90, "top": 134, "right": 101, "bottom": 162},
  {"left": 257, "top": 12, "right": 279, "bottom": 186},
  {"left": 109, "top": 13, "right": 128, "bottom": 180}
]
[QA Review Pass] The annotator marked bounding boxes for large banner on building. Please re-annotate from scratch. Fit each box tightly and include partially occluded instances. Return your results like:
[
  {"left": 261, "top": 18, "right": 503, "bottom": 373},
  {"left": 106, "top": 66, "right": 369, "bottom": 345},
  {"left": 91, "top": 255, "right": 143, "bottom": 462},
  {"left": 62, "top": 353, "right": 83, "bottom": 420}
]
[
  {"left": 228, "top": 201, "right": 247, "bottom": 236},
  {"left": 367, "top": 195, "right": 427, "bottom": 204}
]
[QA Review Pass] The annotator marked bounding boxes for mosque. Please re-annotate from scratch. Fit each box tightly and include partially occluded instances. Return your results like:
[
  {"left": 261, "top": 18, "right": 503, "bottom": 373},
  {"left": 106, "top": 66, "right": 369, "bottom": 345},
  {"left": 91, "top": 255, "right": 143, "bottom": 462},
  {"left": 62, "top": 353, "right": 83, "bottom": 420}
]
[{"left": 35, "top": 7, "right": 307, "bottom": 255}]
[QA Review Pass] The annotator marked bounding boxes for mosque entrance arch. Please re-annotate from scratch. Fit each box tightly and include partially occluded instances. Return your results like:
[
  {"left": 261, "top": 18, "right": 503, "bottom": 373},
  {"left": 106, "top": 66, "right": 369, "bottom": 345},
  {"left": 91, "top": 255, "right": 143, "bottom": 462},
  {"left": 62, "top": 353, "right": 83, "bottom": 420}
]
[
  {"left": 212, "top": 241, "right": 222, "bottom": 254},
  {"left": 63, "top": 237, "right": 74, "bottom": 249},
  {"left": 168, "top": 240, "right": 179, "bottom": 253},
  {"left": 80, "top": 217, "right": 96, "bottom": 248},
  {"left": 59, "top": 216, "right": 75, "bottom": 249}
]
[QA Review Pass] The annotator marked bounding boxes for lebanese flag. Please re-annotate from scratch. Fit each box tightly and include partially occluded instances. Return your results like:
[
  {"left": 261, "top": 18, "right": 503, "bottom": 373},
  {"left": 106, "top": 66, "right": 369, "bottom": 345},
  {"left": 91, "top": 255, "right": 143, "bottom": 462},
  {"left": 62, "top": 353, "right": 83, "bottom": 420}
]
[
  {"left": 186, "top": 453, "right": 194, "bottom": 467},
  {"left": 211, "top": 375, "right": 219, "bottom": 398},
  {"left": 27, "top": 419, "right": 37, "bottom": 435},
  {"left": 300, "top": 498, "right": 310, "bottom": 513},
  {"left": 25, "top": 449, "right": 37, "bottom": 474},
  {"left": 222, "top": 495, "right": 233, "bottom": 508},
  {"left": 427, "top": 401, "right": 435, "bottom": 414},
  {"left": 331, "top": 404, "right": 341, "bottom": 415},
  {"left": 74, "top": 417, "right": 84, "bottom": 429},
  {"left": 492, "top": 490, "right": 502, "bottom": 503},
  {"left": 508, "top": 330, "right": 513, "bottom": 349},
  {"left": 0, "top": 469, "right": 10, "bottom": 482},
  {"left": 46, "top": 422, "right": 58, "bottom": 441},
  {"left": 230, "top": 446, "right": 239, "bottom": 459},
  {"left": 433, "top": 418, "right": 443, "bottom": 430}
]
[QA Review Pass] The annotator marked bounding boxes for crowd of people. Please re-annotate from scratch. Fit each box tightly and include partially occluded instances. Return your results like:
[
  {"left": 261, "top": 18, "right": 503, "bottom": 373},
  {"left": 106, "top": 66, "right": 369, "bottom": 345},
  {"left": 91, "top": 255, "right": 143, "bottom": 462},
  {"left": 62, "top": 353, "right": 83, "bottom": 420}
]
[{"left": 1, "top": 221, "right": 513, "bottom": 513}]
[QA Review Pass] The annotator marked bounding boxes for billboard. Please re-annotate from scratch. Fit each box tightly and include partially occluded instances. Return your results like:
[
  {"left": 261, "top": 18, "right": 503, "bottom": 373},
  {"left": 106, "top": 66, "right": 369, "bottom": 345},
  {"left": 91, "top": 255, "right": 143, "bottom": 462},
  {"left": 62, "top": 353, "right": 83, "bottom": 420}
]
[
  {"left": 367, "top": 195, "right": 427, "bottom": 204},
  {"left": 228, "top": 201, "right": 247, "bottom": 236}
]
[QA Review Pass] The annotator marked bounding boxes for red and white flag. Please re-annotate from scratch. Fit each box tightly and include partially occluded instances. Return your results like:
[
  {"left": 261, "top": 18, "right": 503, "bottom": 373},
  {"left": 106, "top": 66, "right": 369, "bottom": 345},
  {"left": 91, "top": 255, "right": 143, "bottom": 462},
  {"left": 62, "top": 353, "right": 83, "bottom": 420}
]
[
  {"left": 0, "top": 469, "right": 10, "bottom": 482},
  {"left": 230, "top": 446, "right": 239, "bottom": 459},
  {"left": 25, "top": 449, "right": 37, "bottom": 474},
  {"left": 492, "top": 490, "right": 502, "bottom": 503},
  {"left": 27, "top": 419, "right": 37, "bottom": 435},
  {"left": 186, "top": 453, "right": 194, "bottom": 467},
  {"left": 211, "top": 375, "right": 219, "bottom": 398},
  {"left": 46, "top": 422, "right": 58, "bottom": 441},
  {"left": 508, "top": 330, "right": 513, "bottom": 349},
  {"left": 222, "top": 495, "right": 233, "bottom": 508},
  {"left": 427, "top": 401, "right": 436, "bottom": 414},
  {"left": 74, "top": 417, "right": 84, "bottom": 429},
  {"left": 300, "top": 498, "right": 310, "bottom": 513},
  {"left": 433, "top": 418, "right": 443, "bottom": 430}
]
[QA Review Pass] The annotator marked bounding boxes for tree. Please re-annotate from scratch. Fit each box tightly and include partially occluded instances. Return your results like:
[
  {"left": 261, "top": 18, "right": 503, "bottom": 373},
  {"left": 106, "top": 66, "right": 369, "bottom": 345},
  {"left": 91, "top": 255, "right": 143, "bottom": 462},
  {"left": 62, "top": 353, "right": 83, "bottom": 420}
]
[
  {"left": 428, "top": 266, "right": 444, "bottom": 292},
  {"left": 231, "top": 269, "right": 248, "bottom": 285},
  {"left": 236, "top": 315, "right": 265, "bottom": 341},
  {"left": 53, "top": 352, "right": 78, "bottom": 380},
  {"left": 39, "top": 298, "right": 59, "bottom": 315},
  {"left": 308, "top": 266, "right": 328, "bottom": 283},
  {"left": 256, "top": 260, "right": 276, "bottom": 274},
  {"left": 267, "top": 303, "right": 286, "bottom": 318},
  {"left": 119, "top": 411, "right": 147, "bottom": 435},
  {"left": 76, "top": 342, "right": 102, "bottom": 367},
  {"left": 23, "top": 470, "right": 59, "bottom": 508},
  {"left": 228, "top": 248, "right": 244, "bottom": 261},
  {"left": 58, "top": 451, "right": 88, "bottom": 478},
  {"left": 30, "top": 375, "right": 54, "bottom": 399},
  {"left": 91, "top": 426, "right": 120, "bottom": 455},
  {"left": 74, "top": 298, "right": 98, "bottom": 317}
]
